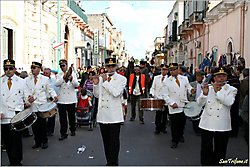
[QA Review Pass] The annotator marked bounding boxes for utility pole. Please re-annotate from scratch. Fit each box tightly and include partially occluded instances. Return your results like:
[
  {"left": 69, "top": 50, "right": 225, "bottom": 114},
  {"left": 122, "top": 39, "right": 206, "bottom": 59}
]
[
  {"left": 57, "top": 0, "right": 61, "bottom": 71},
  {"left": 103, "top": 7, "right": 110, "bottom": 60}
]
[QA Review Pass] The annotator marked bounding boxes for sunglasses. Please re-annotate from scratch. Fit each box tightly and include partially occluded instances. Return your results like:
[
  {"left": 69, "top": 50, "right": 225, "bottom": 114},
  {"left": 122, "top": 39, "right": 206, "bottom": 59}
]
[
  {"left": 60, "top": 64, "right": 66, "bottom": 68},
  {"left": 31, "top": 66, "right": 37, "bottom": 69},
  {"left": 4, "top": 66, "right": 15, "bottom": 71},
  {"left": 169, "top": 68, "right": 178, "bottom": 71}
]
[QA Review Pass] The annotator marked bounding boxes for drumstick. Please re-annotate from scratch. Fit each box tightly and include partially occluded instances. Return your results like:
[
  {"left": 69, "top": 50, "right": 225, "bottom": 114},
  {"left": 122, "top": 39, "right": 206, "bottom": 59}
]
[
  {"left": 179, "top": 107, "right": 191, "bottom": 109},
  {"left": 51, "top": 95, "right": 60, "bottom": 102}
]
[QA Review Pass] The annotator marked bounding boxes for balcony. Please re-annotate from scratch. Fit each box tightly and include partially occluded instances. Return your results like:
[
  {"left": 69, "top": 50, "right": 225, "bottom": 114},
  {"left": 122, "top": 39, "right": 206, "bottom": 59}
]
[
  {"left": 181, "top": 19, "right": 193, "bottom": 34},
  {"left": 178, "top": 24, "right": 186, "bottom": 36},
  {"left": 189, "top": 11, "right": 204, "bottom": 27},
  {"left": 67, "top": 0, "right": 88, "bottom": 24}
]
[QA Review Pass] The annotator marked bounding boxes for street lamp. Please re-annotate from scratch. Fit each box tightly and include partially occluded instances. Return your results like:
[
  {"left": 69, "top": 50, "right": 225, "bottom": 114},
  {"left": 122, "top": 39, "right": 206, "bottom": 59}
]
[{"left": 103, "top": 7, "right": 110, "bottom": 60}]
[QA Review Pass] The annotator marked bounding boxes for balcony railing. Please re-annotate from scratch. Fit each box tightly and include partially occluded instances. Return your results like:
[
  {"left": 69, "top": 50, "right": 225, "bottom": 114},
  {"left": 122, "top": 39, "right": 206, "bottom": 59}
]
[
  {"left": 178, "top": 24, "right": 183, "bottom": 36},
  {"left": 67, "top": 0, "right": 88, "bottom": 24},
  {"left": 189, "top": 11, "right": 204, "bottom": 26}
]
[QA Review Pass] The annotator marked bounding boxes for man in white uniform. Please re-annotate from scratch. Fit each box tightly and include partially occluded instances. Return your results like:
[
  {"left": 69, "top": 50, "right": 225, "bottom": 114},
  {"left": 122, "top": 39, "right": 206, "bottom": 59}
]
[
  {"left": 197, "top": 67, "right": 237, "bottom": 165},
  {"left": 162, "top": 63, "right": 195, "bottom": 149},
  {"left": 150, "top": 64, "right": 169, "bottom": 134},
  {"left": 0, "top": 59, "right": 27, "bottom": 165},
  {"left": 55, "top": 59, "right": 79, "bottom": 140},
  {"left": 25, "top": 61, "right": 58, "bottom": 149},
  {"left": 93, "top": 58, "right": 126, "bottom": 166}
]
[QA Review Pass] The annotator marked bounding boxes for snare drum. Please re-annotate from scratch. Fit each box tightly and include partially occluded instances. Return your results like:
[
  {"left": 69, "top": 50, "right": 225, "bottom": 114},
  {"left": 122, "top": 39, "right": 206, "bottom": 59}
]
[
  {"left": 140, "top": 98, "right": 165, "bottom": 111},
  {"left": 10, "top": 108, "right": 37, "bottom": 131},
  {"left": 38, "top": 102, "right": 57, "bottom": 118},
  {"left": 183, "top": 102, "right": 203, "bottom": 120}
]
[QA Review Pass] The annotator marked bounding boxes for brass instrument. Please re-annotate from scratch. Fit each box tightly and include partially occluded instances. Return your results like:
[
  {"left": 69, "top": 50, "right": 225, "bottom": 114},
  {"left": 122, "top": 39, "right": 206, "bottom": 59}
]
[{"left": 63, "top": 67, "right": 73, "bottom": 82}]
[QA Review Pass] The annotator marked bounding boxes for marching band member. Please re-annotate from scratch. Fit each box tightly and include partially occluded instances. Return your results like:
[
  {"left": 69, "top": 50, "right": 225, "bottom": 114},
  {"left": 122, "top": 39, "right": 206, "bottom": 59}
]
[
  {"left": 93, "top": 58, "right": 126, "bottom": 166},
  {"left": 162, "top": 63, "right": 195, "bottom": 149},
  {"left": 0, "top": 59, "right": 26, "bottom": 165},
  {"left": 187, "top": 71, "right": 205, "bottom": 135},
  {"left": 197, "top": 67, "right": 237, "bottom": 165},
  {"left": 43, "top": 67, "right": 59, "bottom": 136},
  {"left": 55, "top": 59, "right": 79, "bottom": 140},
  {"left": 150, "top": 64, "right": 169, "bottom": 134},
  {"left": 25, "top": 61, "right": 58, "bottom": 149}
]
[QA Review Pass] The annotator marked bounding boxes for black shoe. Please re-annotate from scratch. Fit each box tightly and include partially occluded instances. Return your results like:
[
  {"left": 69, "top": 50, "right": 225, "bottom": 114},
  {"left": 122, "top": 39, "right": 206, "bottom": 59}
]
[
  {"left": 32, "top": 144, "right": 41, "bottom": 149},
  {"left": 59, "top": 134, "right": 68, "bottom": 141},
  {"left": 179, "top": 136, "right": 185, "bottom": 143},
  {"left": 154, "top": 130, "right": 160, "bottom": 135},
  {"left": 171, "top": 142, "right": 178, "bottom": 149},
  {"left": 129, "top": 118, "right": 135, "bottom": 121},
  {"left": 88, "top": 127, "right": 93, "bottom": 131},
  {"left": 71, "top": 131, "right": 76, "bottom": 136},
  {"left": 41, "top": 143, "right": 48, "bottom": 149}
]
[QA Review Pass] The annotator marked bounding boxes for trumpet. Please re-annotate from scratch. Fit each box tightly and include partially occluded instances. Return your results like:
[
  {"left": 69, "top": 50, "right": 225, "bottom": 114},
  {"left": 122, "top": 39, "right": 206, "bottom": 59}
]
[{"left": 63, "top": 67, "right": 72, "bottom": 82}]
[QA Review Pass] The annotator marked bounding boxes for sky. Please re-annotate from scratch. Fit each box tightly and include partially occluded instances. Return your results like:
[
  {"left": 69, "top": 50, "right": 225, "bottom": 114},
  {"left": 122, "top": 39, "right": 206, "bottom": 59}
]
[{"left": 82, "top": 1, "right": 176, "bottom": 60}]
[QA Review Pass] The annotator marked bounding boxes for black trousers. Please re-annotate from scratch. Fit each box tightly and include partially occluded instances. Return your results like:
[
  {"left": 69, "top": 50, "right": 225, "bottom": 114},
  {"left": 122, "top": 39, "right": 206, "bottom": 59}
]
[
  {"left": 92, "top": 97, "right": 98, "bottom": 121},
  {"left": 169, "top": 112, "right": 186, "bottom": 143},
  {"left": 200, "top": 129, "right": 230, "bottom": 166},
  {"left": 130, "top": 95, "right": 143, "bottom": 120},
  {"left": 58, "top": 103, "right": 76, "bottom": 136},
  {"left": 155, "top": 106, "right": 168, "bottom": 131},
  {"left": 192, "top": 119, "right": 201, "bottom": 133},
  {"left": 32, "top": 113, "right": 48, "bottom": 145},
  {"left": 1, "top": 124, "right": 22, "bottom": 165},
  {"left": 99, "top": 123, "right": 121, "bottom": 166},
  {"left": 47, "top": 115, "right": 56, "bottom": 134}
]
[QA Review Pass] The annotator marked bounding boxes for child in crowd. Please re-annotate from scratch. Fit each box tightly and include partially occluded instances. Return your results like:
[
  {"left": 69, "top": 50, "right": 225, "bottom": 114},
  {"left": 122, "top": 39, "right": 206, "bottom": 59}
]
[{"left": 77, "top": 87, "right": 92, "bottom": 113}]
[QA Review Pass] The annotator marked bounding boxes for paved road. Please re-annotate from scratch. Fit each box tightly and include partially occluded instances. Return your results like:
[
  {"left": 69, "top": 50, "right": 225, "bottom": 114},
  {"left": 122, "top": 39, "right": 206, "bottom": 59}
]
[{"left": 1, "top": 107, "right": 249, "bottom": 166}]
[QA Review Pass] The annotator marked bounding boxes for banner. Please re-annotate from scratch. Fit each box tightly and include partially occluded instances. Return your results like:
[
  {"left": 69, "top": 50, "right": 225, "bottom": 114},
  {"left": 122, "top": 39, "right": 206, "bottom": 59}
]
[{"left": 93, "top": 29, "right": 99, "bottom": 56}]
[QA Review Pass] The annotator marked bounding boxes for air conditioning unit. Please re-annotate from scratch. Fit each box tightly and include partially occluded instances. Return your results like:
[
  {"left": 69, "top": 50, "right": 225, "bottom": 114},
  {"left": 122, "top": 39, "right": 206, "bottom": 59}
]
[{"left": 195, "top": 41, "right": 201, "bottom": 48}]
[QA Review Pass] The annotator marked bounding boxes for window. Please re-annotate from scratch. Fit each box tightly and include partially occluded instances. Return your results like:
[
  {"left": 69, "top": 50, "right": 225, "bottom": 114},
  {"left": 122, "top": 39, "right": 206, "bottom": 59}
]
[{"left": 2, "top": 27, "right": 14, "bottom": 60}]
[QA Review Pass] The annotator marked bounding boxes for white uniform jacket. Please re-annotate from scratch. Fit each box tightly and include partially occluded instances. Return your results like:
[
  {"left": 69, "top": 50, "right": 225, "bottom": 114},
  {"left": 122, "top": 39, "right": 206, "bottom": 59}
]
[
  {"left": 161, "top": 75, "right": 193, "bottom": 114},
  {"left": 93, "top": 72, "right": 127, "bottom": 123},
  {"left": 25, "top": 74, "right": 57, "bottom": 112},
  {"left": 0, "top": 75, "right": 26, "bottom": 124},
  {"left": 197, "top": 84, "right": 237, "bottom": 131},
  {"left": 55, "top": 71, "right": 79, "bottom": 104},
  {"left": 149, "top": 74, "right": 168, "bottom": 99}
]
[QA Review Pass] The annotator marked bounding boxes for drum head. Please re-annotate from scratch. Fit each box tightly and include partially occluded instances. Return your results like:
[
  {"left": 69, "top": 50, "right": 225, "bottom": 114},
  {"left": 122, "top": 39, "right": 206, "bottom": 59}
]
[
  {"left": 184, "top": 102, "right": 202, "bottom": 117},
  {"left": 10, "top": 108, "right": 32, "bottom": 124},
  {"left": 39, "top": 102, "right": 57, "bottom": 112}
]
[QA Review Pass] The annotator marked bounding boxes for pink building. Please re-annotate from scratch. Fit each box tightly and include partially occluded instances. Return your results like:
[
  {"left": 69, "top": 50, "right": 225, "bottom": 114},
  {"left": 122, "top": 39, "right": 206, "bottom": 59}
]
[{"left": 178, "top": 0, "right": 249, "bottom": 69}]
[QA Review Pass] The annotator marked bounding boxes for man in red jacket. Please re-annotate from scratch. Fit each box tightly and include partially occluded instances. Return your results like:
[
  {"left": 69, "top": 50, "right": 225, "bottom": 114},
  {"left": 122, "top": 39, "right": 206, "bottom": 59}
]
[{"left": 128, "top": 65, "right": 146, "bottom": 124}]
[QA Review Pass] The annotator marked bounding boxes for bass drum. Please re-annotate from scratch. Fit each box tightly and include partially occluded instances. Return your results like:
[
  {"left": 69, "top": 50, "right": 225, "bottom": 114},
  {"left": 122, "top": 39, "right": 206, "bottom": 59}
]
[
  {"left": 140, "top": 98, "right": 165, "bottom": 111},
  {"left": 183, "top": 102, "right": 204, "bottom": 120},
  {"left": 10, "top": 108, "right": 37, "bottom": 131}
]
